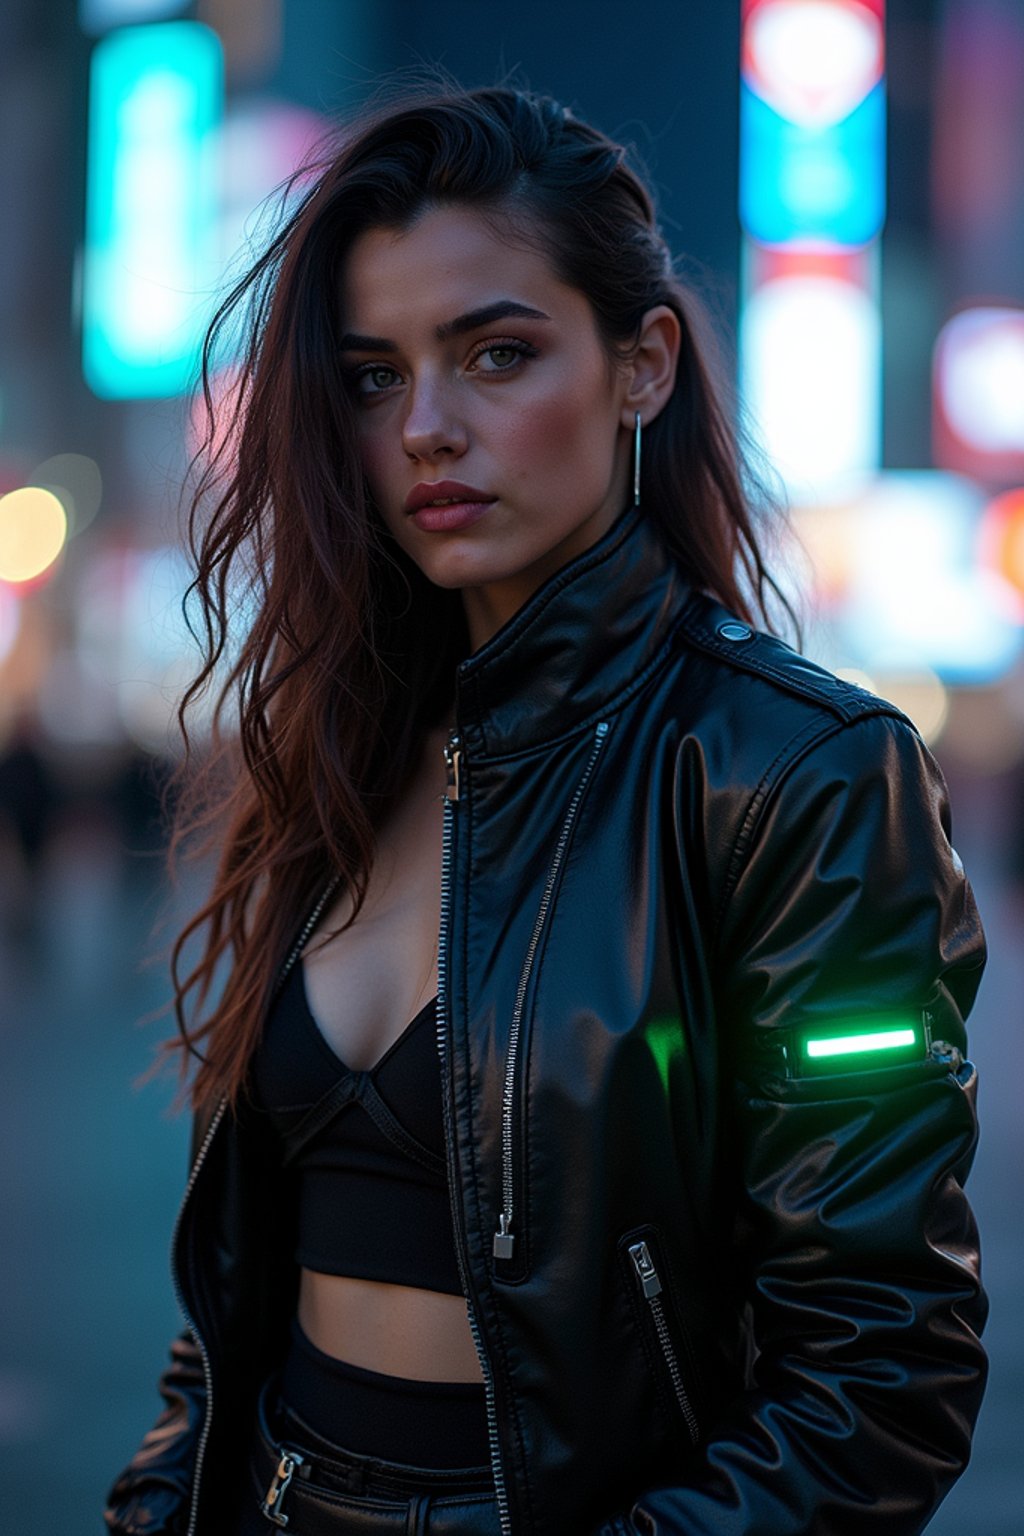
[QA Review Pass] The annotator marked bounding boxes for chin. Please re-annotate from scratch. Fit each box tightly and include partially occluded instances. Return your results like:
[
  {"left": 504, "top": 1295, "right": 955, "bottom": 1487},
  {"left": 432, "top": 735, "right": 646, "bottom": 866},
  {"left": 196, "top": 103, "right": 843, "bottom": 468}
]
[
  {"left": 415, "top": 558, "right": 517, "bottom": 592},
  {"left": 403, "top": 539, "right": 536, "bottom": 592}
]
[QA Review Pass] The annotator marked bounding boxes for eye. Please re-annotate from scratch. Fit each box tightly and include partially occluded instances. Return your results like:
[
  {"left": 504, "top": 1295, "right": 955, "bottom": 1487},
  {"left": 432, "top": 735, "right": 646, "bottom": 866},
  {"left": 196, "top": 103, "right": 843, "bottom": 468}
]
[
  {"left": 469, "top": 339, "right": 539, "bottom": 374},
  {"left": 351, "top": 363, "right": 402, "bottom": 396},
  {"left": 346, "top": 359, "right": 405, "bottom": 396}
]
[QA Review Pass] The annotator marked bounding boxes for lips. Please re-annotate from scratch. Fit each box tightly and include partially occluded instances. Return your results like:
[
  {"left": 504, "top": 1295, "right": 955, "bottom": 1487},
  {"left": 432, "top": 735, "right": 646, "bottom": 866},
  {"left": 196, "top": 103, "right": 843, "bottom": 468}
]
[{"left": 404, "top": 480, "right": 496, "bottom": 515}]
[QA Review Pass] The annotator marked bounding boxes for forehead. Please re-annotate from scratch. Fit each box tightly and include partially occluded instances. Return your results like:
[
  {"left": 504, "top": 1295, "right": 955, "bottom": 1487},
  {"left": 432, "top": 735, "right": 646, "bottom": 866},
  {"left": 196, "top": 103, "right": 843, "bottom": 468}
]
[{"left": 341, "top": 203, "right": 585, "bottom": 331}]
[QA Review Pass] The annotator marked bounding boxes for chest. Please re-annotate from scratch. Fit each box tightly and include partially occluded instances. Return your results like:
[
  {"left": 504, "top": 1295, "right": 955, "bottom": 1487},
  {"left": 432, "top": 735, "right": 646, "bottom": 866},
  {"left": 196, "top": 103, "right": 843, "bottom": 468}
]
[{"left": 301, "top": 762, "right": 445, "bottom": 1071}]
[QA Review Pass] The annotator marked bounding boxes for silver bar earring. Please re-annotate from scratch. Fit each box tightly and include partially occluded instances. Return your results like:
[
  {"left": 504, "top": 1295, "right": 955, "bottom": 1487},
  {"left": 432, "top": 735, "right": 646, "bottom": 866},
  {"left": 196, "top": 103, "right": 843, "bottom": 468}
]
[{"left": 633, "top": 411, "right": 642, "bottom": 507}]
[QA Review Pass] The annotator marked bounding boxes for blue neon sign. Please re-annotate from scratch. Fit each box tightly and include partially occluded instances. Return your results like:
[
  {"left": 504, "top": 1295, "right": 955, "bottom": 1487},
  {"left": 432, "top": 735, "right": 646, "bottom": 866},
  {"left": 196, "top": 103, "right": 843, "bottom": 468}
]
[
  {"left": 82, "top": 22, "right": 223, "bottom": 399},
  {"left": 741, "top": 81, "right": 886, "bottom": 247}
]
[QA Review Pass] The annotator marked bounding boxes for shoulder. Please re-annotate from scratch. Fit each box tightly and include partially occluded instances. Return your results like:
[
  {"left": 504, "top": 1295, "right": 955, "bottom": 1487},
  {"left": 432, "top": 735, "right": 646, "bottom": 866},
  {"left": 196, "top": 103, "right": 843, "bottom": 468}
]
[
  {"left": 654, "top": 593, "right": 950, "bottom": 902},
  {"left": 665, "top": 589, "right": 921, "bottom": 782},
  {"left": 659, "top": 597, "right": 971, "bottom": 965},
  {"left": 673, "top": 591, "right": 894, "bottom": 724}
]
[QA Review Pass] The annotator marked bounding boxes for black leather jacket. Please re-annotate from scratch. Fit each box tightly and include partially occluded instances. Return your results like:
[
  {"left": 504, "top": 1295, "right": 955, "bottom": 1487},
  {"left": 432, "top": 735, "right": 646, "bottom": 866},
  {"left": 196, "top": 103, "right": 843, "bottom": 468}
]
[{"left": 106, "top": 505, "right": 987, "bottom": 1536}]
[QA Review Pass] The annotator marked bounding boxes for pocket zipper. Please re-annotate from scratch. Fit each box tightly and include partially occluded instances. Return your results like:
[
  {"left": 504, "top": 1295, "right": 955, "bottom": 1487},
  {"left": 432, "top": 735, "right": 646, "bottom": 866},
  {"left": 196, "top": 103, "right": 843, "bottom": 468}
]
[
  {"left": 493, "top": 719, "right": 610, "bottom": 1264},
  {"left": 628, "top": 1240, "right": 700, "bottom": 1446}
]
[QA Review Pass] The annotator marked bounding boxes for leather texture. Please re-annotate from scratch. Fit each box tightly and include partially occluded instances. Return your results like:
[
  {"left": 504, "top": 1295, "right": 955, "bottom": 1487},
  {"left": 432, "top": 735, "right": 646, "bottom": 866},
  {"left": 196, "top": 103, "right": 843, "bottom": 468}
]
[{"left": 105, "top": 504, "right": 988, "bottom": 1535}]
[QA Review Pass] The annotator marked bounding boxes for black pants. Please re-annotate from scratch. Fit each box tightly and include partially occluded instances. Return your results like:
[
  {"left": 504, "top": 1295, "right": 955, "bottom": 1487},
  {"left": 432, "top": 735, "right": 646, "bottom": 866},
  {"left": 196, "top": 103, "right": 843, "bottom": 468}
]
[{"left": 229, "top": 1378, "right": 502, "bottom": 1535}]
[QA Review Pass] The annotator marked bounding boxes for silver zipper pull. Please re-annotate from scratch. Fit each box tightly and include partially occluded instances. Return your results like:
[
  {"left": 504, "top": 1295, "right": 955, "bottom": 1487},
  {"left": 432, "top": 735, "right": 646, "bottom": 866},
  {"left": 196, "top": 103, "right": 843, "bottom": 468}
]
[
  {"left": 928, "top": 1039, "right": 964, "bottom": 1071},
  {"left": 493, "top": 1211, "right": 515, "bottom": 1260},
  {"left": 444, "top": 731, "right": 462, "bottom": 802},
  {"left": 629, "top": 1240, "right": 663, "bottom": 1299},
  {"left": 261, "top": 1448, "right": 305, "bottom": 1528}
]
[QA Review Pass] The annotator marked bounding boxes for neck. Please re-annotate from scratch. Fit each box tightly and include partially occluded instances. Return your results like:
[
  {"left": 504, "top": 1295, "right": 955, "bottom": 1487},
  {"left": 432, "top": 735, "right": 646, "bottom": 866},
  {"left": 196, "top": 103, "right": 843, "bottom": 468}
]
[
  {"left": 459, "top": 498, "right": 628, "bottom": 652},
  {"left": 451, "top": 504, "right": 687, "bottom": 761}
]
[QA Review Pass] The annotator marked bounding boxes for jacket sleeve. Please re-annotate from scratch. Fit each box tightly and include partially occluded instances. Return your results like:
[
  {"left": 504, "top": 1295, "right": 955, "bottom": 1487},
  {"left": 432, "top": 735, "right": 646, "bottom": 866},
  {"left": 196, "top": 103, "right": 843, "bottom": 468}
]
[
  {"left": 103, "top": 1328, "right": 206, "bottom": 1534},
  {"left": 104, "top": 1107, "right": 216, "bottom": 1535},
  {"left": 610, "top": 709, "right": 988, "bottom": 1536}
]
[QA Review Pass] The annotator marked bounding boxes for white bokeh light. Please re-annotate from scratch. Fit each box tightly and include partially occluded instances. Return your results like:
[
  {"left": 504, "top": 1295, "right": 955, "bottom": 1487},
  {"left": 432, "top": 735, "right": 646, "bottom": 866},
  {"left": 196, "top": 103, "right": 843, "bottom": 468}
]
[
  {"left": 840, "top": 473, "right": 1021, "bottom": 681},
  {"left": 745, "top": 0, "right": 884, "bottom": 128},
  {"left": 741, "top": 274, "right": 881, "bottom": 502},
  {"left": 936, "top": 307, "right": 1024, "bottom": 454}
]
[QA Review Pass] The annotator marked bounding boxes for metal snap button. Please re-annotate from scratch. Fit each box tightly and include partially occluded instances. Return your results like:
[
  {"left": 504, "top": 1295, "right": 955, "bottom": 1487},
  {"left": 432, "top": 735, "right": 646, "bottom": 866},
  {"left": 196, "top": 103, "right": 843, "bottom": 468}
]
[{"left": 717, "top": 620, "right": 752, "bottom": 642}]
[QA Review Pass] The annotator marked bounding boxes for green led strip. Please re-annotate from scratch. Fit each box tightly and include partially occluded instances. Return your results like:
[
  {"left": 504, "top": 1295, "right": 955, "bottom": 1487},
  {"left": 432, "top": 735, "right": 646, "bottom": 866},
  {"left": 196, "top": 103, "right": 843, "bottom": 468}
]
[{"left": 805, "top": 1027, "right": 918, "bottom": 1061}]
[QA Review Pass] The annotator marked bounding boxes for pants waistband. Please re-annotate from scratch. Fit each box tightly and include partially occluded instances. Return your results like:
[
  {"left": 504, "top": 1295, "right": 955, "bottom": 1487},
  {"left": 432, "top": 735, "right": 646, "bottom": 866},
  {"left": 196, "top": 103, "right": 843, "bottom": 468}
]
[
  {"left": 250, "top": 1377, "right": 499, "bottom": 1535},
  {"left": 281, "top": 1316, "right": 490, "bottom": 1469}
]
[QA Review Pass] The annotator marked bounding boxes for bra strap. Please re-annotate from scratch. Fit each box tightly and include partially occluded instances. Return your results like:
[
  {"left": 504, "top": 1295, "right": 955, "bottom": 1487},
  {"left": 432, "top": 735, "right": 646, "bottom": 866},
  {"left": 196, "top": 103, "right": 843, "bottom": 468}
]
[
  {"left": 281, "top": 1069, "right": 446, "bottom": 1177},
  {"left": 354, "top": 1075, "right": 446, "bottom": 1178},
  {"left": 280, "top": 1074, "right": 359, "bottom": 1166}
]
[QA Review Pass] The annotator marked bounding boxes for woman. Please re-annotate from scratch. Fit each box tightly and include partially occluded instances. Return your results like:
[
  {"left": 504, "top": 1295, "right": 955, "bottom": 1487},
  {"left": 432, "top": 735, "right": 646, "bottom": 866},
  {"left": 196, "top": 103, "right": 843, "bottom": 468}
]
[{"left": 105, "top": 86, "right": 987, "bottom": 1536}]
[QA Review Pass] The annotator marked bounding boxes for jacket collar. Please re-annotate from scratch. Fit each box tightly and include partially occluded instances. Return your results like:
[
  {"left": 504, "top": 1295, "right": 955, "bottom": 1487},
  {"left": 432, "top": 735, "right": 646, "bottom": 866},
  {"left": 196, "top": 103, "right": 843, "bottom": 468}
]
[{"left": 454, "top": 503, "right": 689, "bottom": 760}]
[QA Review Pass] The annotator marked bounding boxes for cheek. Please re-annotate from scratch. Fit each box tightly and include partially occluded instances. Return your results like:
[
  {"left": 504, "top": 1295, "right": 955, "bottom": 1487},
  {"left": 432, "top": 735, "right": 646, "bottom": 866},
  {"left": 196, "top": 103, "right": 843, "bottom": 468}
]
[
  {"left": 501, "top": 376, "right": 618, "bottom": 490},
  {"left": 352, "top": 422, "right": 413, "bottom": 551},
  {"left": 355, "top": 423, "right": 392, "bottom": 493}
]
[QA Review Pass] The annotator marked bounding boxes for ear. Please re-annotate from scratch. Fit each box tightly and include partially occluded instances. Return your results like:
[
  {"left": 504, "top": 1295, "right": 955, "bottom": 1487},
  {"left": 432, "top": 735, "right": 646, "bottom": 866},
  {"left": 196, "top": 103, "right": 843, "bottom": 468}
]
[{"left": 619, "top": 305, "right": 682, "bottom": 429}]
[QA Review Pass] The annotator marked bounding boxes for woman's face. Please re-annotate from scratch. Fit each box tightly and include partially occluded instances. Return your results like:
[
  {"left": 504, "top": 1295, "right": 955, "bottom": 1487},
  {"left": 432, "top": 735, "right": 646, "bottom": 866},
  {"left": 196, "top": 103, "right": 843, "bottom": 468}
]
[{"left": 339, "top": 203, "right": 637, "bottom": 649}]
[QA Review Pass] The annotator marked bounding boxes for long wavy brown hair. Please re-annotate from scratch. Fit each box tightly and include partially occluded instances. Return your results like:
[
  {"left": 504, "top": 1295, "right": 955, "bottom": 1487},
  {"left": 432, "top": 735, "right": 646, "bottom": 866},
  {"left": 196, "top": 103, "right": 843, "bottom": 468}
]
[{"left": 165, "top": 82, "right": 790, "bottom": 1114}]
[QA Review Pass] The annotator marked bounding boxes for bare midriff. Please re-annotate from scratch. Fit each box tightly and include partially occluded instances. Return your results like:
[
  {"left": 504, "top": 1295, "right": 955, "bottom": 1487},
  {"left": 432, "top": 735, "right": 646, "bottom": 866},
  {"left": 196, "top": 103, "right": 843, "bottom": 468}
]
[{"left": 299, "top": 1270, "right": 484, "bottom": 1382}]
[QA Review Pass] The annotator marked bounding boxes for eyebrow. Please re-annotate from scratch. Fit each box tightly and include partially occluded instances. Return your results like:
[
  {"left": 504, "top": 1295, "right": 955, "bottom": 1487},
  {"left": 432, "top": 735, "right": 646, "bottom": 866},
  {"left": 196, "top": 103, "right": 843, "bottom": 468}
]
[{"left": 339, "top": 300, "right": 551, "bottom": 353}]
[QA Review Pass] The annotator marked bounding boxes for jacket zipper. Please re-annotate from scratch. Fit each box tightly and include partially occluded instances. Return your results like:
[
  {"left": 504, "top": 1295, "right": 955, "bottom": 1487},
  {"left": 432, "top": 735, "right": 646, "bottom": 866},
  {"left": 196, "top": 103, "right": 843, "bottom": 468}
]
[
  {"left": 628, "top": 1240, "right": 700, "bottom": 1446},
  {"left": 173, "top": 875, "right": 341, "bottom": 1536},
  {"left": 493, "top": 719, "right": 610, "bottom": 1263},
  {"left": 171, "top": 1098, "right": 226, "bottom": 1536},
  {"left": 440, "top": 728, "right": 513, "bottom": 1536}
]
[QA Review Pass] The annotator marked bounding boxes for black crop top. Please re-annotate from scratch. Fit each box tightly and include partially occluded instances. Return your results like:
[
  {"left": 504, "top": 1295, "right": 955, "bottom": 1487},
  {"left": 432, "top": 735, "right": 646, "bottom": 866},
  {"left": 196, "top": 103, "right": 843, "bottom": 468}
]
[{"left": 251, "top": 961, "right": 462, "bottom": 1296}]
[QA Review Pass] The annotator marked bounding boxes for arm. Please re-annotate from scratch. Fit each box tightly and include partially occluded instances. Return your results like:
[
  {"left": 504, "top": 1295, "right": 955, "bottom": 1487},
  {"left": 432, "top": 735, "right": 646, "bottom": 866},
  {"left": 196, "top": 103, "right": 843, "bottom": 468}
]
[
  {"left": 608, "top": 709, "right": 987, "bottom": 1535},
  {"left": 104, "top": 1107, "right": 217, "bottom": 1535}
]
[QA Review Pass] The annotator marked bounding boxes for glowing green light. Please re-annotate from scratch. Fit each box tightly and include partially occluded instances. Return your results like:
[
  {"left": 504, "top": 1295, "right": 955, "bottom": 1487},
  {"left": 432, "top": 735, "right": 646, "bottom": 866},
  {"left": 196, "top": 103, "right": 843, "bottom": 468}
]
[
  {"left": 805, "top": 1027, "right": 918, "bottom": 1060},
  {"left": 645, "top": 1016, "right": 684, "bottom": 1097}
]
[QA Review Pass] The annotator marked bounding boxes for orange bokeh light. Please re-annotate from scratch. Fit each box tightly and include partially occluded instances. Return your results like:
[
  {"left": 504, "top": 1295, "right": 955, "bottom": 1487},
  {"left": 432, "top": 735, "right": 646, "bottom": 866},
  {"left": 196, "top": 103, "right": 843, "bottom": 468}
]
[{"left": 979, "top": 488, "right": 1024, "bottom": 610}]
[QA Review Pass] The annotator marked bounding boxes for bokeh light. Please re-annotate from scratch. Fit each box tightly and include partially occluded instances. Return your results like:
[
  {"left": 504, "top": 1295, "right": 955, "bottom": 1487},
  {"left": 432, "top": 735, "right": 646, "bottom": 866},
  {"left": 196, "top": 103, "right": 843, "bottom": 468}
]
[
  {"left": 936, "top": 307, "right": 1024, "bottom": 452},
  {"left": 877, "top": 669, "right": 951, "bottom": 744},
  {"left": 933, "top": 306, "right": 1024, "bottom": 482},
  {"left": 835, "top": 664, "right": 950, "bottom": 745},
  {"left": 839, "top": 472, "right": 1021, "bottom": 682},
  {"left": 744, "top": 0, "right": 884, "bottom": 130},
  {"left": 29, "top": 454, "right": 103, "bottom": 539},
  {"left": 741, "top": 273, "right": 881, "bottom": 500},
  {"left": 0, "top": 582, "right": 20, "bottom": 665},
  {"left": 187, "top": 364, "right": 244, "bottom": 472},
  {"left": 741, "top": 0, "right": 886, "bottom": 247},
  {"left": 0, "top": 487, "right": 69, "bottom": 583},
  {"left": 979, "top": 487, "right": 1024, "bottom": 614},
  {"left": 82, "top": 21, "right": 224, "bottom": 398}
]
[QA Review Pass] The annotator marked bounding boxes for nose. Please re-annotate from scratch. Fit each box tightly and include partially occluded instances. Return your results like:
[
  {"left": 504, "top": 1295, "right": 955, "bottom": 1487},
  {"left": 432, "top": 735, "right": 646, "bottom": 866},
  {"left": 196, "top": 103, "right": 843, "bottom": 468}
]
[{"left": 401, "top": 375, "right": 468, "bottom": 463}]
